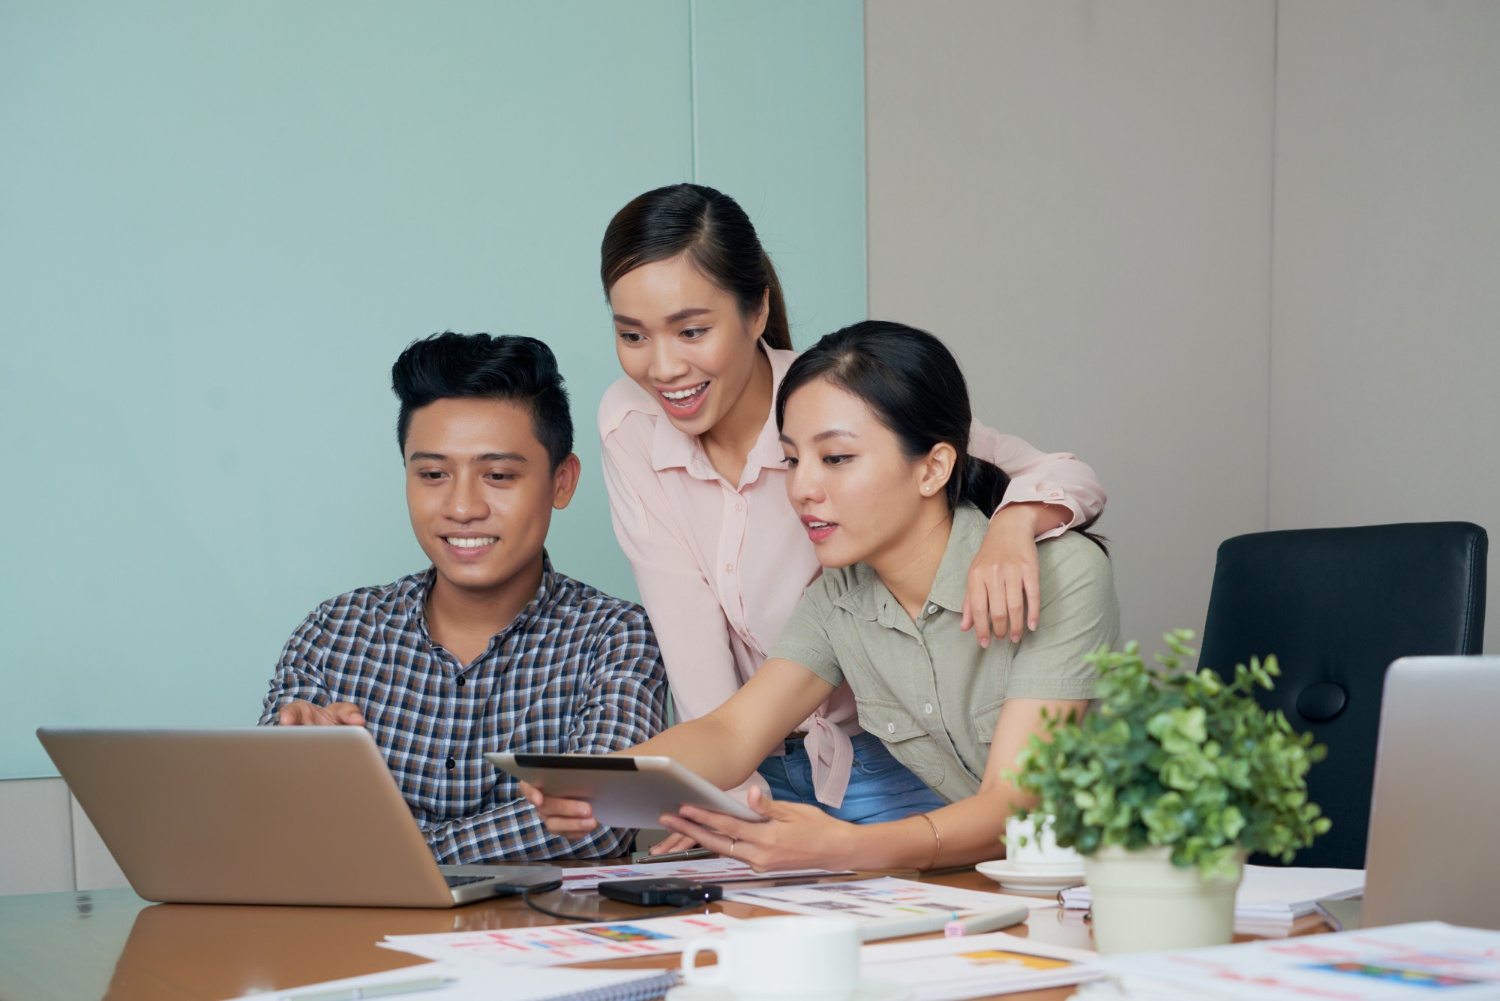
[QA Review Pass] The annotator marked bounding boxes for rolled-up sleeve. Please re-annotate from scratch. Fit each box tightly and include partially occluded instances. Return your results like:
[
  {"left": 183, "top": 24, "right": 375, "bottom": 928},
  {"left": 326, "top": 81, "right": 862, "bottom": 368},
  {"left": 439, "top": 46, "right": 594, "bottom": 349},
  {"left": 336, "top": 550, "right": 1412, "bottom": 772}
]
[
  {"left": 969, "top": 421, "right": 1106, "bottom": 541},
  {"left": 1006, "top": 535, "right": 1121, "bottom": 700}
]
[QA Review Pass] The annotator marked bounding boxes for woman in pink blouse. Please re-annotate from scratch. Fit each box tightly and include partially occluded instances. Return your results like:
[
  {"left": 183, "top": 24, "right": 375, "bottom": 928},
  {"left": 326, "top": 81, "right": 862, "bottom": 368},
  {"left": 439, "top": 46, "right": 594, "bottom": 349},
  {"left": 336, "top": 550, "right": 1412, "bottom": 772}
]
[{"left": 596, "top": 184, "right": 1105, "bottom": 843}]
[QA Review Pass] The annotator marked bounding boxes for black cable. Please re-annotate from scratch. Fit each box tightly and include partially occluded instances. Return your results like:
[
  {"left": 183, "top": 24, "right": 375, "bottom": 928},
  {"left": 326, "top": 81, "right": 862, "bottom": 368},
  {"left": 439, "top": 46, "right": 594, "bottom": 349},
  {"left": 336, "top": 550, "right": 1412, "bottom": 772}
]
[{"left": 520, "top": 883, "right": 720, "bottom": 923}]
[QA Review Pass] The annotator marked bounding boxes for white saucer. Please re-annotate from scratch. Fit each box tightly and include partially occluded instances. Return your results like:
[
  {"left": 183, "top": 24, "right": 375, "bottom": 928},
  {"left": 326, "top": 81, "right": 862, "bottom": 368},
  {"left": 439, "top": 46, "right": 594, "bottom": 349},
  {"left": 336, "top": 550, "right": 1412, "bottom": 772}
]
[
  {"left": 976, "top": 859, "right": 1085, "bottom": 894},
  {"left": 667, "top": 980, "right": 912, "bottom": 1001}
]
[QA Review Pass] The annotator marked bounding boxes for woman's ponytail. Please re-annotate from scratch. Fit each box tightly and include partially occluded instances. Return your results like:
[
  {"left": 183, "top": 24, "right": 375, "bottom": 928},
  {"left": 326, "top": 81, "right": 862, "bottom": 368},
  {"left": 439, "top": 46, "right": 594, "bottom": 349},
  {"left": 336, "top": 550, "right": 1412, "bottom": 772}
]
[{"left": 957, "top": 457, "right": 1010, "bottom": 517}]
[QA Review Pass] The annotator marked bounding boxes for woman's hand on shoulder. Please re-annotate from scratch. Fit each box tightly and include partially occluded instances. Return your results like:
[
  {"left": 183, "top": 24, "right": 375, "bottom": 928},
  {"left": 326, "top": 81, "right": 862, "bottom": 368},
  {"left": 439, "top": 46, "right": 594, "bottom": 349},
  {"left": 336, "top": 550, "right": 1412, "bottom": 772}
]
[
  {"left": 963, "top": 501, "right": 1075, "bottom": 645},
  {"left": 662, "top": 787, "right": 855, "bottom": 872},
  {"left": 963, "top": 504, "right": 1043, "bottom": 645}
]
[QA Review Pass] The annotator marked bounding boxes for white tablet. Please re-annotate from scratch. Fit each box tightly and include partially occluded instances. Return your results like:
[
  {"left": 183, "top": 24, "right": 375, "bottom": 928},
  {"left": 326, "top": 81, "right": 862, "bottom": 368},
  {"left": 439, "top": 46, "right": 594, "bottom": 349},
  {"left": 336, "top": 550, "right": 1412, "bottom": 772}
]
[{"left": 486, "top": 753, "right": 764, "bottom": 828}]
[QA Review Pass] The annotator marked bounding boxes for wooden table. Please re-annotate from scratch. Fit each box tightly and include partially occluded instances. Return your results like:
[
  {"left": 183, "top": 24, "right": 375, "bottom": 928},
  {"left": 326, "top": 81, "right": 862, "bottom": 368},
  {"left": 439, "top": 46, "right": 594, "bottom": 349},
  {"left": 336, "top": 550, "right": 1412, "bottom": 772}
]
[{"left": 0, "top": 868, "right": 1323, "bottom": 1001}]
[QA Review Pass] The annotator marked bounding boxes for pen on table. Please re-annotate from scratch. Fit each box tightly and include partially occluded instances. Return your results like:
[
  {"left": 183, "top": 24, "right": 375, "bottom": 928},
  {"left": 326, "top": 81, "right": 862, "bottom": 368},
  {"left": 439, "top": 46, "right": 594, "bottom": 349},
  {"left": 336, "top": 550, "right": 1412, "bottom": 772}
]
[
  {"left": 859, "top": 905, "right": 1022, "bottom": 943},
  {"left": 861, "top": 911, "right": 950, "bottom": 942},
  {"left": 281, "top": 974, "right": 455, "bottom": 1001},
  {"left": 943, "top": 904, "right": 1032, "bottom": 937},
  {"left": 629, "top": 846, "right": 718, "bottom": 864}
]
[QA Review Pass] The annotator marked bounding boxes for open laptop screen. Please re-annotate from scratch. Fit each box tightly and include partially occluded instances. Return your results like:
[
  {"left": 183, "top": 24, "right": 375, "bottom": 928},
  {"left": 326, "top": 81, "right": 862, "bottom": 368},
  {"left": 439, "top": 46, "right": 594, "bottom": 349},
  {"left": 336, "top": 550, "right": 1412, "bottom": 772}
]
[{"left": 1362, "top": 656, "right": 1500, "bottom": 929}]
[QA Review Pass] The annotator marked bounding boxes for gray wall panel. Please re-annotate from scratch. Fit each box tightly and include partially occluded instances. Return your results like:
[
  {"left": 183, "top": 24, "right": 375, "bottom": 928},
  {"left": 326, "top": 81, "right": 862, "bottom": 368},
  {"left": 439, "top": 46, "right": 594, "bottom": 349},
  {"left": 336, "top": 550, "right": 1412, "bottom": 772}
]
[
  {"left": 1269, "top": 1, "right": 1499, "bottom": 641},
  {"left": 866, "top": 0, "right": 1276, "bottom": 649}
]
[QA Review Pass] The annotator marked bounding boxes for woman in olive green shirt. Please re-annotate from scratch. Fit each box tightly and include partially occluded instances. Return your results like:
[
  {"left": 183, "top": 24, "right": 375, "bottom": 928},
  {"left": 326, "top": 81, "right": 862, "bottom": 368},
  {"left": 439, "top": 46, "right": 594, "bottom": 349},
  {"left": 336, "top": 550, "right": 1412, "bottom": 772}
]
[{"left": 526, "top": 320, "right": 1119, "bottom": 871}]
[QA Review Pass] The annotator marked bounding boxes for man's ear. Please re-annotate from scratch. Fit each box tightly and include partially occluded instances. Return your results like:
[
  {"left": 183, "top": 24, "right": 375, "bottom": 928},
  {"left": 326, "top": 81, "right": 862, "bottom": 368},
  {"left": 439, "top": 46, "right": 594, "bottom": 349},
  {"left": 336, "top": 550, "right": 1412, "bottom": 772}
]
[
  {"left": 552, "top": 453, "right": 581, "bottom": 510},
  {"left": 919, "top": 442, "right": 957, "bottom": 500}
]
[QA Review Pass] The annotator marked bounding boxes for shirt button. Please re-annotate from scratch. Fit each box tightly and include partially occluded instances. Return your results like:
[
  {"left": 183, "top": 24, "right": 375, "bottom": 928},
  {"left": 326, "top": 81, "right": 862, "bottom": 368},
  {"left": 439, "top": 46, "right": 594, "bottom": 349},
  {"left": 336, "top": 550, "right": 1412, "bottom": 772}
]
[
  {"left": 444, "top": 756, "right": 456, "bottom": 770},
  {"left": 725, "top": 563, "right": 734, "bottom": 573},
  {"left": 925, "top": 603, "right": 939, "bottom": 616},
  {"left": 735, "top": 502, "right": 744, "bottom": 512},
  {"left": 924, "top": 703, "right": 934, "bottom": 714},
  {"left": 887, "top": 722, "right": 896, "bottom": 734},
  {"left": 455, "top": 676, "right": 465, "bottom": 687}
]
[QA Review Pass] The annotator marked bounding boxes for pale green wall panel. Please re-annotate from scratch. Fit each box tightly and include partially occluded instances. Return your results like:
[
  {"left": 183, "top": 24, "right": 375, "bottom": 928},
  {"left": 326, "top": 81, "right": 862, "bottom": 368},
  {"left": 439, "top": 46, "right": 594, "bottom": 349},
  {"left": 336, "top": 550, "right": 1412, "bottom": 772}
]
[
  {"left": 0, "top": 0, "right": 692, "bottom": 777},
  {"left": 0, "top": 1, "right": 866, "bottom": 779},
  {"left": 692, "top": 0, "right": 867, "bottom": 347}
]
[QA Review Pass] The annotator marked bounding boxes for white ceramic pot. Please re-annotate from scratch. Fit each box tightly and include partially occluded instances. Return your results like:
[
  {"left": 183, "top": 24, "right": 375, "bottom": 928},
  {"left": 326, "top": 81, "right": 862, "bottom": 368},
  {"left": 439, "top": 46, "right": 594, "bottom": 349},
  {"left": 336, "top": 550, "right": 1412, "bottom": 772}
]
[{"left": 1083, "top": 845, "right": 1244, "bottom": 954}]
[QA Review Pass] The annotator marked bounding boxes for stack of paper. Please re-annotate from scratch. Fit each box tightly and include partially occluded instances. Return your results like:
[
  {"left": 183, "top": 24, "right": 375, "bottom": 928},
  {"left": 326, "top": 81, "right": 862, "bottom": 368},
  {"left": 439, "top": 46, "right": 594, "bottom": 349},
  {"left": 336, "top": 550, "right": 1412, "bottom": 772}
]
[
  {"left": 861, "top": 930, "right": 1101, "bottom": 1000},
  {"left": 226, "top": 961, "right": 679, "bottom": 1001},
  {"left": 723, "top": 876, "right": 1054, "bottom": 918},
  {"left": 381, "top": 913, "right": 740, "bottom": 966},
  {"left": 556, "top": 858, "right": 850, "bottom": 892},
  {"left": 1078, "top": 921, "right": 1500, "bottom": 1000},
  {"left": 280, "top": 928, "right": 1101, "bottom": 1001},
  {"left": 1060, "top": 865, "right": 1364, "bottom": 933}
]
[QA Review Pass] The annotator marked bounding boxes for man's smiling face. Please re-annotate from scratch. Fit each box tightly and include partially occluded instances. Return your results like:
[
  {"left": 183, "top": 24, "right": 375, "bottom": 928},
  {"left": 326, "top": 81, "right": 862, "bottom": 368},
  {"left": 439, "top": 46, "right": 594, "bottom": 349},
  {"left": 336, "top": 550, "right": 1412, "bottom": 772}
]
[{"left": 404, "top": 396, "right": 576, "bottom": 602}]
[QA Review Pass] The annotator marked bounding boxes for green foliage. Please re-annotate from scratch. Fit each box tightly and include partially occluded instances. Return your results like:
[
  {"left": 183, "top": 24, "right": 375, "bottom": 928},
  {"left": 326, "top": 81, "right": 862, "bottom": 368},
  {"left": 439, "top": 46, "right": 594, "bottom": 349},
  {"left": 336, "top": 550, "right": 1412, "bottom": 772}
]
[{"left": 1009, "top": 630, "right": 1331, "bottom": 877}]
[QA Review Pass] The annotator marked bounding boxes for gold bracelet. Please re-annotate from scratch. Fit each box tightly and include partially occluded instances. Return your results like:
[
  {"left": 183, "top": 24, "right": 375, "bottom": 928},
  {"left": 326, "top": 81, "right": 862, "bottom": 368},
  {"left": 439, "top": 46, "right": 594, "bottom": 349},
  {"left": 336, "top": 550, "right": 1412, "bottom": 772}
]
[{"left": 908, "top": 812, "right": 941, "bottom": 870}]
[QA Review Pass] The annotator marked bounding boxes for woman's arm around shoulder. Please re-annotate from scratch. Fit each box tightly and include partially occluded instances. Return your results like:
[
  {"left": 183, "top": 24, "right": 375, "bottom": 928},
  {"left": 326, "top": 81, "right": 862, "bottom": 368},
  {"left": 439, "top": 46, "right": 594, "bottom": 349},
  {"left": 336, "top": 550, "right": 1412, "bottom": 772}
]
[{"left": 964, "top": 421, "right": 1108, "bottom": 646}]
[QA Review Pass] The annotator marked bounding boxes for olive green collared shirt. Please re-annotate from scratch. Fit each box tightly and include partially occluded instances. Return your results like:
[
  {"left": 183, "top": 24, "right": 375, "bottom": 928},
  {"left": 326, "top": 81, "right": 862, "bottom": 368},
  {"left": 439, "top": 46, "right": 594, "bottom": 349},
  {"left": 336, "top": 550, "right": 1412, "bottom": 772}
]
[{"left": 771, "top": 504, "right": 1120, "bottom": 804}]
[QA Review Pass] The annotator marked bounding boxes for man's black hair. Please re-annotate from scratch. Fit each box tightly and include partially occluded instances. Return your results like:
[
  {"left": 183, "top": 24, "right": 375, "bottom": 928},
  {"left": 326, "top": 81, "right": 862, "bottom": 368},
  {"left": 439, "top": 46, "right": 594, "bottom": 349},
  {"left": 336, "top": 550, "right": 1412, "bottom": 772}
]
[{"left": 391, "top": 332, "right": 573, "bottom": 470}]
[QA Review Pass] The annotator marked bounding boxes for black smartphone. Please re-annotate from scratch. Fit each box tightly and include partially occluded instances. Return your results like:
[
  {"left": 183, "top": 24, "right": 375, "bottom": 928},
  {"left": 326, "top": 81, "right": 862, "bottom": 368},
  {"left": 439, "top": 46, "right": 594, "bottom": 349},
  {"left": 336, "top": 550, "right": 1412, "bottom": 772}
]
[{"left": 596, "top": 878, "right": 724, "bottom": 907}]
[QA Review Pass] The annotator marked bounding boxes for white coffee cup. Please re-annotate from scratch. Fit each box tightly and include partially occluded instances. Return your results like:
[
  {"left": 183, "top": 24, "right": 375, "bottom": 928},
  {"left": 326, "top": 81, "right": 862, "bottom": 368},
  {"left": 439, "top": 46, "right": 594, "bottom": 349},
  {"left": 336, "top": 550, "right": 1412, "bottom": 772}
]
[
  {"left": 1005, "top": 814, "right": 1082, "bottom": 872},
  {"left": 680, "top": 915, "right": 860, "bottom": 1001}
]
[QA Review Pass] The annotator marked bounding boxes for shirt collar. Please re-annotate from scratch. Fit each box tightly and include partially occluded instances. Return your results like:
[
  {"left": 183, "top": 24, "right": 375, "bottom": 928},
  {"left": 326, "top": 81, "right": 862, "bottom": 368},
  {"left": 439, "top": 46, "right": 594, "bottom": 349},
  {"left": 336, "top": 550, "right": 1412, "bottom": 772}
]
[
  {"left": 648, "top": 341, "right": 798, "bottom": 484},
  {"left": 401, "top": 555, "right": 561, "bottom": 647},
  {"left": 505, "top": 552, "right": 561, "bottom": 635},
  {"left": 928, "top": 504, "right": 989, "bottom": 612},
  {"left": 831, "top": 504, "right": 989, "bottom": 622},
  {"left": 396, "top": 569, "right": 436, "bottom": 628}
]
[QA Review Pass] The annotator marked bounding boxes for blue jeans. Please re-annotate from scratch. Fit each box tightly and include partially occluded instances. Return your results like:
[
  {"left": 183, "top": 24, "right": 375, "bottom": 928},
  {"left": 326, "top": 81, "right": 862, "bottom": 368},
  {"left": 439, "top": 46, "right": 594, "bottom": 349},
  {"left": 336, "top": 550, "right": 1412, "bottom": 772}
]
[{"left": 756, "top": 731, "right": 945, "bottom": 823}]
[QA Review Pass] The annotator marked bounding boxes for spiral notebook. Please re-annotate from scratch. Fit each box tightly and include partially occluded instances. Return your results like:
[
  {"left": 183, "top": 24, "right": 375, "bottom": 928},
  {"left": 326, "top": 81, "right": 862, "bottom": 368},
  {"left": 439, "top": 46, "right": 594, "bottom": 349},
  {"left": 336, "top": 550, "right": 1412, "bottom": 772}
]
[{"left": 237, "top": 961, "right": 680, "bottom": 1001}]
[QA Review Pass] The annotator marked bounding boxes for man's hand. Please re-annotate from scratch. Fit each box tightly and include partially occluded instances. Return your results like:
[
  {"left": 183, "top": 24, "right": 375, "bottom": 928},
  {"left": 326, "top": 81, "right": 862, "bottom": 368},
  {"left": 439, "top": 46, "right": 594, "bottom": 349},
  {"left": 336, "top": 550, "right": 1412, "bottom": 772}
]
[
  {"left": 519, "top": 779, "right": 599, "bottom": 838},
  {"left": 645, "top": 831, "right": 701, "bottom": 855},
  {"left": 277, "top": 700, "right": 366, "bottom": 726}
]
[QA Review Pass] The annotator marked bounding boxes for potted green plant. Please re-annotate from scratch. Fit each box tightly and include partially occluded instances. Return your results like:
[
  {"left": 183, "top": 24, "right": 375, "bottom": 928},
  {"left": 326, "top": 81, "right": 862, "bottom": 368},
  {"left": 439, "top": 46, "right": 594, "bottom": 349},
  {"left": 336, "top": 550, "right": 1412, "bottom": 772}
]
[{"left": 1009, "top": 630, "right": 1330, "bottom": 954}]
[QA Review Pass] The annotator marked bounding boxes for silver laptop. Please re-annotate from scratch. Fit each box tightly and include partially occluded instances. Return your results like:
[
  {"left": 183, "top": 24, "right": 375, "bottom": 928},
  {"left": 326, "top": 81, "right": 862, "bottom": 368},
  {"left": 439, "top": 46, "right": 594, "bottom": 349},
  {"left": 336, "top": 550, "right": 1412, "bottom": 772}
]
[
  {"left": 36, "top": 726, "right": 560, "bottom": 907},
  {"left": 1353, "top": 656, "right": 1500, "bottom": 929}
]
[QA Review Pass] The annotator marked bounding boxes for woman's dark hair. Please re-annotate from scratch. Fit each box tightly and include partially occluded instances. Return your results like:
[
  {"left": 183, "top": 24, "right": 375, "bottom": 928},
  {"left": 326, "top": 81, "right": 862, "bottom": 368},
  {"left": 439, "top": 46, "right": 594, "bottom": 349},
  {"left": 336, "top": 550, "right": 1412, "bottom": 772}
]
[
  {"left": 601, "top": 183, "right": 792, "bottom": 351},
  {"left": 392, "top": 332, "right": 573, "bottom": 471},
  {"left": 776, "top": 320, "right": 1107, "bottom": 553},
  {"left": 775, "top": 320, "right": 1010, "bottom": 515}
]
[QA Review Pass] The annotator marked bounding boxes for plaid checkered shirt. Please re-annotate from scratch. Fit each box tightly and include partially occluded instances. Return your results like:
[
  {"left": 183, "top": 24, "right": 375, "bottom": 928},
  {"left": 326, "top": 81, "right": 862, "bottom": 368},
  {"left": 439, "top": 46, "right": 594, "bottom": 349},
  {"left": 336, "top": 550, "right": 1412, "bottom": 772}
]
[{"left": 258, "top": 560, "right": 667, "bottom": 863}]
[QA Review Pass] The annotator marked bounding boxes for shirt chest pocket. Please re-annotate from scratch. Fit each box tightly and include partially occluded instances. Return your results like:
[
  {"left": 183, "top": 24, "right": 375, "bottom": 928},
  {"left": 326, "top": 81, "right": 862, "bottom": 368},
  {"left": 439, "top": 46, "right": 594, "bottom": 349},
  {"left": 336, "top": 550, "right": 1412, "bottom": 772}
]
[
  {"left": 971, "top": 697, "right": 1005, "bottom": 748},
  {"left": 854, "top": 698, "right": 945, "bottom": 789}
]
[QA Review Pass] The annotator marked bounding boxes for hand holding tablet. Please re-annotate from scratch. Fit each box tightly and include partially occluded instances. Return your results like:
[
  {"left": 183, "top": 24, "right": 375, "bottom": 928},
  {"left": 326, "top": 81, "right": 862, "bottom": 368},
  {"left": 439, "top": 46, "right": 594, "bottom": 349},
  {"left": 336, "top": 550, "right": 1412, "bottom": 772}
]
[{"left": 489, "top": 752, "right": 765, "bottom": 831}]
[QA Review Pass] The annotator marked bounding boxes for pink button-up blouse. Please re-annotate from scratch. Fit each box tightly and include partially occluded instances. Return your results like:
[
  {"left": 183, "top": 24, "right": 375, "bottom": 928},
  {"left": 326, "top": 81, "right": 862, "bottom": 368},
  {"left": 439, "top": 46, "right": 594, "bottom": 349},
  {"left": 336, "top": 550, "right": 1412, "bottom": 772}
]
[{"left": 597, "top": 345, "right": 1106, "bottom": 809}]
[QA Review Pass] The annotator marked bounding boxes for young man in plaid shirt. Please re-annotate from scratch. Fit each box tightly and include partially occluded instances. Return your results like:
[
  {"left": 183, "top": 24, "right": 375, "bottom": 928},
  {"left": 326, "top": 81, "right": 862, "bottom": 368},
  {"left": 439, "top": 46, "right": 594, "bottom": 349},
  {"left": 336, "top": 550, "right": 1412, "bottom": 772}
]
[{"left": 260, "top": 332, "right": 667, "bottom": 862}]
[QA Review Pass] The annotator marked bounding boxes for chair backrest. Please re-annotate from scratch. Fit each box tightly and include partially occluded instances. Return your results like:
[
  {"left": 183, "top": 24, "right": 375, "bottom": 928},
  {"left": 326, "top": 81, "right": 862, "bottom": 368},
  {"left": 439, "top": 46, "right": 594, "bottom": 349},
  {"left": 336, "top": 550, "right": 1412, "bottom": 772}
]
[{"left": 1197, "top": 521, "right": 1487, "bottom": 869}]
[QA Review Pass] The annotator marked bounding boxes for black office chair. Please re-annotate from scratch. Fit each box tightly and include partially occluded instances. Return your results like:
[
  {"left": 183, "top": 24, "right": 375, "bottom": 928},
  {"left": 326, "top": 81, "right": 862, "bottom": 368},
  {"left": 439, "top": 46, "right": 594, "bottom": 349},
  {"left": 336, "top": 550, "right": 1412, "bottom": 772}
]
[{"left": 1197, "top": 522, "right": 1487, "bottom": 870}]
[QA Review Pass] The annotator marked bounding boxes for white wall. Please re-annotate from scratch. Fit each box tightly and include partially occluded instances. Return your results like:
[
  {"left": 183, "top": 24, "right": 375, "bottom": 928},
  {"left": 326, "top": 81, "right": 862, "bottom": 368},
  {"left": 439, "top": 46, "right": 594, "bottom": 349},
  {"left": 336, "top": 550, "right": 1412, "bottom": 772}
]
[
  {"left": 866, "top": 0, "right": 1497, "bottom": 650},
  {"left": 0, "top": 779, "right": 127, "bottom": 896},
  {"left": 866, "top": 0, "right": 1277, "bottom": 648}
]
